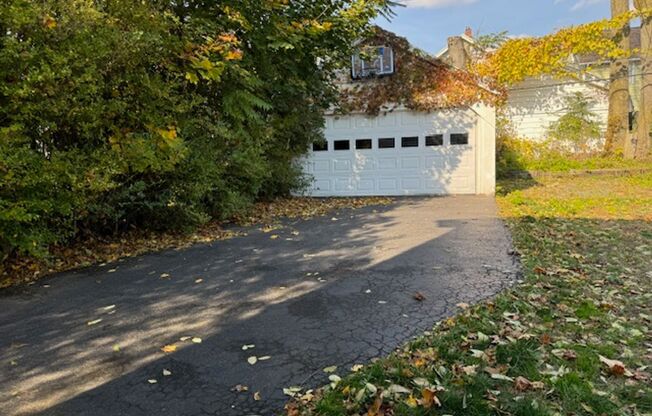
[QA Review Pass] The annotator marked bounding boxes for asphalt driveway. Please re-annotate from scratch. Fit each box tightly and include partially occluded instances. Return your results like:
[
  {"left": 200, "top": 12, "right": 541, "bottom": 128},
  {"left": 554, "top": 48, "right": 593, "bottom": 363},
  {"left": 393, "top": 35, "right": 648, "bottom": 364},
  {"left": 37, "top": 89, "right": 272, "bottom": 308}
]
[{"left": 0, "top": 196, "right": 518, "bottom": 416}]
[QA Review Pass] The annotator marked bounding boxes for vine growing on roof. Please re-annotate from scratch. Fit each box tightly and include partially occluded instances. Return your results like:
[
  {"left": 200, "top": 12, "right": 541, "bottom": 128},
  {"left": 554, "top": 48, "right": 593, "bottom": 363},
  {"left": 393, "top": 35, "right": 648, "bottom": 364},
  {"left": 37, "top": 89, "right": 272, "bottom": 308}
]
[{"left": 337, "top": 27, "right": 500, "bottom": 116}]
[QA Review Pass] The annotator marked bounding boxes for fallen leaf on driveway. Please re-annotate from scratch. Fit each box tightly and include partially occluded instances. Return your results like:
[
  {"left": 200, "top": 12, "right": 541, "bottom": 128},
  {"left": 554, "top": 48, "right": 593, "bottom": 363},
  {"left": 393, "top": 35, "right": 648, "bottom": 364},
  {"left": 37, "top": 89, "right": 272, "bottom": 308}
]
[
  {"left": 270, "top": 235, "right": 279, "bottom": 240},
  {"left": 253, "top": 391, "right": 261, "bottom": 401},
  {"left": 258, "top": 355, "right": 271, "bottom": 361},
  {"left": 161, "top": 344, "right": 177, "bottom": 353},
  {"left": 241, "top": 344, "right": 255, "bottom": 351},
  {"left": 87, "top": 319, "right": 102, "bottom": 326},
  {"left": 247, "top": 356, "right": 258, "bottom": 365},
  {"left": 232, "top": 384, "right": 249, "bottom": 392},
  {"left": 162, "top": 369, "right": 172, "bottom": 376},
  {"left": 160, "top": 273, "right": 170, "bottom": 279},
  {"left": 413, "top": 292, "right": 426, "bottom": 301},
  {"left": 283, "top": 386, "right": 302, "bottom": 397},
  {"left": 323, "top": 366, "right": 337, "bottom": 373},
  {"left": 456, "top": 302, "right": 470, "bottom": 309},
  {"left": 147, "top": 379, "right": 157, "bottom": 384},
  {"left": 191, "top": 337, "right": 202, "bottom": 344}
]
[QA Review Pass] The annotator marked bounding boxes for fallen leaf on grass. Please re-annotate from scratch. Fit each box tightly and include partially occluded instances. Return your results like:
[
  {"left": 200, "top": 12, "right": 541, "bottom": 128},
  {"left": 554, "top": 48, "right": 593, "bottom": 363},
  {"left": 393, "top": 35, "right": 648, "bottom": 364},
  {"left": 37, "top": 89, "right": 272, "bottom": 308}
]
[
  {"left": 387, "top": 384, "right": 411, "bottom": 395},
  {"left": 405, "top": 395, "right": 418, "bottom": 408},
  {"left": 514, "top": 376, "right": 533, "bottom": 391},
  {"left": 351, "top": 364, "right": 364, "bottom": 372},
  {"left": 599, "top": 355, "right": 629, "bottom": 376},
  {"left": 367, "top": 395, "right": 382, "bottom": 416},
  {"left": 490, "top": 373, "right": 514, "bottom": 382},
  {"left": 420, "top": 387, "right": 442, "bottom": 408}
]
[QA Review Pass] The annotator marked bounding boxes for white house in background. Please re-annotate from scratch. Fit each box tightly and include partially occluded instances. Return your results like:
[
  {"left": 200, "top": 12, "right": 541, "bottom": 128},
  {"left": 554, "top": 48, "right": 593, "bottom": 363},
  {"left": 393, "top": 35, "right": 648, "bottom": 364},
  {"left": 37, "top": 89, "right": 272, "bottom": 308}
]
[
  {"left": 301, "top": 32, "right": 497, "bottom": 197},
  {"left": 436, "top": 28, "right": 643, "bottom": 141}
]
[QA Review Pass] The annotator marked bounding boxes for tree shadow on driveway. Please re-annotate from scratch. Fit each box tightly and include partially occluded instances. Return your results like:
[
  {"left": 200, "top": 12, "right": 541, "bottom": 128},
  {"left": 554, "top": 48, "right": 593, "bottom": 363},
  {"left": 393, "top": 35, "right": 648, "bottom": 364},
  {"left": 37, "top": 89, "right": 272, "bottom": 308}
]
[{"left": 0, "top": 196, "right": 518, "bottom": 416}]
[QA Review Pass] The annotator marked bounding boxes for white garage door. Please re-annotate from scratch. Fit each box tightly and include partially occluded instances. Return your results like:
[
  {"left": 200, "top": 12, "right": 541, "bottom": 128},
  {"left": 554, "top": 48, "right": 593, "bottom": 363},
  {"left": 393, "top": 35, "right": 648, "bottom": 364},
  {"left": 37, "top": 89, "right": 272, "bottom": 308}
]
[{"left": 303, "top": 108, "right": 483, "bottom": 196}]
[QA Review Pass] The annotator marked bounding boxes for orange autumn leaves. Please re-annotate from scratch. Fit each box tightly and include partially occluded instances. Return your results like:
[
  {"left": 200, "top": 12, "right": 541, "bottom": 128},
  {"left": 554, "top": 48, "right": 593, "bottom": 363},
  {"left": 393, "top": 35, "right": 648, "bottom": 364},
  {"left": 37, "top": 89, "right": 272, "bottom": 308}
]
[{"left": 339, "top": 27, "right": 500, "bottom": 116}]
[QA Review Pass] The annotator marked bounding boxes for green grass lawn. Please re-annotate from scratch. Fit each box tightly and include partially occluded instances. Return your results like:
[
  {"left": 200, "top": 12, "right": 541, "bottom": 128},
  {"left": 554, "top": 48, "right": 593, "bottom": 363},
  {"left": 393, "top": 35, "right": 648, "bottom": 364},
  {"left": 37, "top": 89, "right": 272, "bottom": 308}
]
[{"left": 288, "top": 173, "right": 652, "bottom": 416}]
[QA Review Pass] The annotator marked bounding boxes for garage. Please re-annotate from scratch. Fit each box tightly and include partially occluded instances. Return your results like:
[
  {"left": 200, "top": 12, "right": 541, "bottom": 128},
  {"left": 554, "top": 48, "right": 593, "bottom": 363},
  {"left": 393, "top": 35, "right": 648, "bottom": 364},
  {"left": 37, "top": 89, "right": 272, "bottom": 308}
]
[{"left": 301, "top": 104, "right": 496, "bottom": 196}]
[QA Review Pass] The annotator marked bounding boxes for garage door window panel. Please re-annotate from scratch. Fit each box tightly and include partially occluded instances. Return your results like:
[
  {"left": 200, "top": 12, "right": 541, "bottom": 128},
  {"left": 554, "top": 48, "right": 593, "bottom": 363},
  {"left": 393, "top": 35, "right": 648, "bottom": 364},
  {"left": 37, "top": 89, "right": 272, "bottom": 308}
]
[
  {"left": 401, "top": 136, "right": 419, "bottom": 148},
  {"left": 356, "top": 139, "right": 373, "bottom": 149},
  {"left": 378, "top": 138, "right": 395, "bottom": 149},
  {"left": 450, "top": 133, "right": 469, "bottom": 145},
  {"left": 425, "top": 135, "right": 443, "bottom": 147},
  {"left": 334, "top": 140, "right": 351, "bottom": 150},
  {"left": 312, "top": 141, "right": 328, "bottom": 151}
]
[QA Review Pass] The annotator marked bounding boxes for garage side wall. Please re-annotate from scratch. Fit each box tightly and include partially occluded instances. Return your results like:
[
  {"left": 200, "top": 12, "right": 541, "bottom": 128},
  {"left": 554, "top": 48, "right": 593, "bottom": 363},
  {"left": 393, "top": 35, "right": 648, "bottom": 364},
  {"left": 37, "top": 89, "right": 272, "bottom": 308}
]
[
  {"left": 301, "top": 106, "right": 496, "bottom": 196},
  {"left": 473, "top": 104, "right": 496, "bottom": 195}
]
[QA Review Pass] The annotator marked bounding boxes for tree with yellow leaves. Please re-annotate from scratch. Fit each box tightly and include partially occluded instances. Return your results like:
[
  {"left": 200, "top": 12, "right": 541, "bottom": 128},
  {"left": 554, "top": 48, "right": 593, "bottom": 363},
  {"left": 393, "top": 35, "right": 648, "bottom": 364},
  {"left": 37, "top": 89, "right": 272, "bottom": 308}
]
[{"left": 475, "top": 6, "right": 652, "bottom": 158}]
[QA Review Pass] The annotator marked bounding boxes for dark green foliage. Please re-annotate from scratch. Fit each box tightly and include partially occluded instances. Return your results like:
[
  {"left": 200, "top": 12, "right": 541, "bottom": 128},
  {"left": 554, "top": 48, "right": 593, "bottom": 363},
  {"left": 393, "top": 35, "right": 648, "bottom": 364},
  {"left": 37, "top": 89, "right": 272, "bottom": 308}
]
[{"left": 0, "top": 0, "right": 393, "bottom": 260}]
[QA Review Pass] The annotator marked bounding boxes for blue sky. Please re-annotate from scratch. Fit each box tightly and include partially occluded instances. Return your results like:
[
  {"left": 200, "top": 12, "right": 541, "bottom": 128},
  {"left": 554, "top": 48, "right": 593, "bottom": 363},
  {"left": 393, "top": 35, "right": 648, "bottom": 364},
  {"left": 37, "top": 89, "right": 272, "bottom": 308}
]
[{"left": 376, "top": 0, "right": 611, "bottom": 53}]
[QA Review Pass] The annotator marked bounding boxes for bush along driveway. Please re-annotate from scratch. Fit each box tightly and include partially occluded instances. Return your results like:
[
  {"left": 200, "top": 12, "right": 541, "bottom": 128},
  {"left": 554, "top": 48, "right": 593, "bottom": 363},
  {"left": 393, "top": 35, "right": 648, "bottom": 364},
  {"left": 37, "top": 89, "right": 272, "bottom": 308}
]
[{"left": 289, "top": 173, "right": 652, "bottom": 416}]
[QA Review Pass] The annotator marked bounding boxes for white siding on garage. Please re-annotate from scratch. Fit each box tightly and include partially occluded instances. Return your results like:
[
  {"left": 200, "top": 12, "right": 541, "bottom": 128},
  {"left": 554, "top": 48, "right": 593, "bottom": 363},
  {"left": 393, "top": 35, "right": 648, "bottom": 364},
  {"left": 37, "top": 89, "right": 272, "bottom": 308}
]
[
  {"left": 506, "top": 77, "right": 609, "bottom": 141},
  {"left": 301, "top": 105, "right": 495, "bottom": 197}
]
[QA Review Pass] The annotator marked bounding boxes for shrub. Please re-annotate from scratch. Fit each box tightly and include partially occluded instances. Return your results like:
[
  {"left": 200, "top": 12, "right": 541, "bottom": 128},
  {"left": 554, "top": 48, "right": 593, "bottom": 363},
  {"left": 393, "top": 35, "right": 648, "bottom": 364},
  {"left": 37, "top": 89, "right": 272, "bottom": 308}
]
[{"left": 0, "top": 0, "right": 393, "bottom": 261}]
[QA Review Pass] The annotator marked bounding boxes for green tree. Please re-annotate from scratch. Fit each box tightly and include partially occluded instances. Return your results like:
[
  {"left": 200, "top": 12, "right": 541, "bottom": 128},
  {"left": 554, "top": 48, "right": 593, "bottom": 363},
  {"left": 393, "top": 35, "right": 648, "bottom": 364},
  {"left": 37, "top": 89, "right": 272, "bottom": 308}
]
[{"left": 547, "top": 93, "right": 602, "bottom": 154}]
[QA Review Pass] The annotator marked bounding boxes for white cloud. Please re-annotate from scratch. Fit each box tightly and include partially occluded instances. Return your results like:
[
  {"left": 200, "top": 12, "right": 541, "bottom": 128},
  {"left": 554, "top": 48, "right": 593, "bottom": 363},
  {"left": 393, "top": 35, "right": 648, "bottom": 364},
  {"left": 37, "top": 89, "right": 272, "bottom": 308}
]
[
  {"left": 402, "top": 0, "right": 479, "bottom": 8},
  {"left": 554, "top": 0, "right": 607, "bottom": 12}
]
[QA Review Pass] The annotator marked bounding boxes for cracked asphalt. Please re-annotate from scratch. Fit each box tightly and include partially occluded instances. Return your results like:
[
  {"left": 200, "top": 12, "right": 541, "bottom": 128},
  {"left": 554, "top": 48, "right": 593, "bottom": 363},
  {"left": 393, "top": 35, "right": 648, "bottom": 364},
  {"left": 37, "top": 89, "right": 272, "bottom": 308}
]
[{"left": 0, "top": 196, "right": 518, "bottom": 416}]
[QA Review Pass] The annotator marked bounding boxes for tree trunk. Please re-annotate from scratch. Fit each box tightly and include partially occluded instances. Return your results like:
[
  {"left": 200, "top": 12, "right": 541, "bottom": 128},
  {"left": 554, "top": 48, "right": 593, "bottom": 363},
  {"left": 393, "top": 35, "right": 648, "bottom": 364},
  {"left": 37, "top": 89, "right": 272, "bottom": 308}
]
[
  {"left": 635, "top": 0, "right": 652, "bottom": 158},
  {"left": 605, "top": 0, "right": 632, "bottom": 156}
]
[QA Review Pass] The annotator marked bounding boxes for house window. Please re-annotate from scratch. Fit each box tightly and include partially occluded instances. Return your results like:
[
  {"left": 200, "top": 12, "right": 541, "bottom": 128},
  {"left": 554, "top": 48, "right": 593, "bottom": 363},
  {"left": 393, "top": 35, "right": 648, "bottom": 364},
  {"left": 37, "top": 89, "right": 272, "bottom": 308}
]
[
  {"left": 312, "top": 141, "right": 328, "bottom": 151},
  {"left": 333, "top": 140, "right": 350, "bottom": 151},
  {"left": 450, "top": 133, "right": 469, "bottom": 145},
  {"left": 378, "top": 138, "right": 395, "bottom": 149},
  {"left": 425, "top": 134, "right": 443, "bottom": 146},
  {"left": 351, "top": 46, "right": 394, "bottom": 79},
  {"left": 356, "top": 139, "right": 372, "bottom": 149},
  {"left": 401, "top": 136, "right": 419, "bottom": 148}
]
